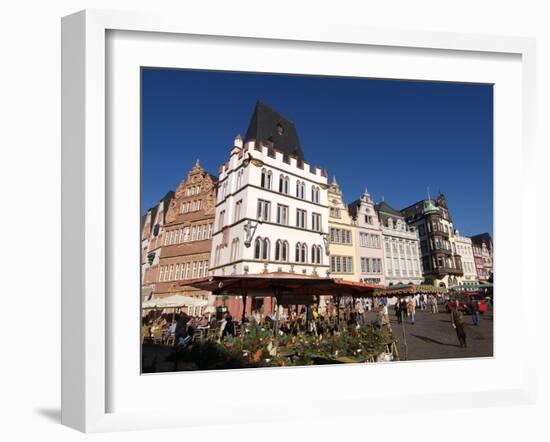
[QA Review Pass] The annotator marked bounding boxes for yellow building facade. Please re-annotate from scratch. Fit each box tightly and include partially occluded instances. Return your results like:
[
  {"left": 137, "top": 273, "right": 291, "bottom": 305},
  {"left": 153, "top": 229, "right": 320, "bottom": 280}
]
[{"left": 327, "top": 177, "right": 359, "bottom": 281}]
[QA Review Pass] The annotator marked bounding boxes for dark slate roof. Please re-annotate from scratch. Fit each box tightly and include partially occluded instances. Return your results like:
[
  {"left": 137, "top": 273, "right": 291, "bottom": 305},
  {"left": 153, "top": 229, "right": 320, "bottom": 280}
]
[
  {"left": 244, "top": 101, "right": 305, "bottom": 160},
  {"left": 470, "top": 232, "right": 493, "bottom": 247},
  {"left": 375, "top": 201, "right": 402, "bottom": 217}
]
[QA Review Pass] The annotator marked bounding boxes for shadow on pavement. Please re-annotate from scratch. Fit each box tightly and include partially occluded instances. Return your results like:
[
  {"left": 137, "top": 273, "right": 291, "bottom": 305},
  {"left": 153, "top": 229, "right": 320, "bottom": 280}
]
[{"left": 410, "top": 333, "right": 461, "bottom": 348}]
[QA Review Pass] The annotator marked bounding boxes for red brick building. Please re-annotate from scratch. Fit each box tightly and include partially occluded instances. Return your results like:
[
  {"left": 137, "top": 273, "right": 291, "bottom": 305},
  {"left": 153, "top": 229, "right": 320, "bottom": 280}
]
[{"left": 141, "top": 160, "right": 218, "bottom": 315}]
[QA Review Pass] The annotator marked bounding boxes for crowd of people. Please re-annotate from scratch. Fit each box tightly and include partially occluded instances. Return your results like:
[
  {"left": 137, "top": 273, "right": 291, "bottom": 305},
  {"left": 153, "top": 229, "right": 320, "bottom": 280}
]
[{"left": 142, "top": 291, "right": 489, "bottom": 351}]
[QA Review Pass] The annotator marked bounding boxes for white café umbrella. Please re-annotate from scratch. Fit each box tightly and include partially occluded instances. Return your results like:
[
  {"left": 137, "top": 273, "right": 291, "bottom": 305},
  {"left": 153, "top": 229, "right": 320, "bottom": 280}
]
[{"left": 142, "top": 294, "right": 207, "bottom": 310}]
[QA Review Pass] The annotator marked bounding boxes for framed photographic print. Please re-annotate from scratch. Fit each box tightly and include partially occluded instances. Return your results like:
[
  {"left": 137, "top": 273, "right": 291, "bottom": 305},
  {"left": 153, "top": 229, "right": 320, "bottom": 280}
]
[{"left": 62, "top": 9, "right": 537, "bottom": 432}]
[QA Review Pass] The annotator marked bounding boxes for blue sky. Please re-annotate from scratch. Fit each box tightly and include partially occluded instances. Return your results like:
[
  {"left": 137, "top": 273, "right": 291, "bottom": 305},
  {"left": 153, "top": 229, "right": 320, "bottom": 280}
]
[{"left": 142, "top": 68, "right": 493, "bottom": 237}]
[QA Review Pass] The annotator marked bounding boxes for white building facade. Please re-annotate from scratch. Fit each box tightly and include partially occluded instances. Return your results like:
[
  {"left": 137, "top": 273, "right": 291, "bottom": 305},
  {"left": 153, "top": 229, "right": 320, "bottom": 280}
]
[
  {"left": 375, "top": 201, "right": 423, "bottom": 286},
  {"left": 210, "top": 103, "right": 330, "bottom": 277},
  {"left": 454, "top": 232, "right": 478, "bottom": 284},
  {"left": 348, "top": 188, "right": 386, "bottom": 285}
]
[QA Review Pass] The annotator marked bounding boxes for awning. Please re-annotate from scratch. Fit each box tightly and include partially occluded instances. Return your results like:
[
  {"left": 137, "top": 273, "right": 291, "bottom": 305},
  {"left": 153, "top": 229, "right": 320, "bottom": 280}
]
[
  {"left": 178, "top": 273, "right": 381, "bottom": 299},
  {"left": 374, "top": 283, "right": 449, "bottom": 296},
  {"left": 454, "top": 283, "right": 493, "bottom": 290},
  {"left": 142, "top": 294, "right": 208, "bottom": 309}
]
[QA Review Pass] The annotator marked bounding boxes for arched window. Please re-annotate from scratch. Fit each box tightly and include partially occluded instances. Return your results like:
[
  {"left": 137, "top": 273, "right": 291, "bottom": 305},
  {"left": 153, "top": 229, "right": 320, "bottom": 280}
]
[
  {"left": 311, "top": 186, "right": 320, "bottom": 203},
  {"left": 284, "top": 177, "right": 289, "bottom": 194},
  {"left": 236, "top": 170, "right": 243, "bottom": 189},
  {"left": 267, "top": 171, "right": 272, "bottom": 189},
  {"left": 301, "top": 243, "right": 307, "bottom": 263},
  {"left": 296, "top": 180, "right": 301, "bottom": 197},
  {"left": 295, "top": 242, "right": 301, "bottom": 262},
  {"left": 282, "top": 241, "right": 289, "bottom": 262},
  {"left": 311, "top": 245, "right": 317, "bottom": 264},
  {"left": 254, "top": 238, "right": 262, "bottom": 260},
  {"left": 262, "top": 238, "right": 270, "bottom": 260},
  {"left": 300, "top": 182, "right": 306, "bottom": 200},
  {"left": 261, "top": 168, "right": 267, "bottom": 188},
  {"left": 279, "top": 175, "right": 284, "bottom": 193},
  {"left": 275, "top": 240, "right": 281, "bottom": 261}
]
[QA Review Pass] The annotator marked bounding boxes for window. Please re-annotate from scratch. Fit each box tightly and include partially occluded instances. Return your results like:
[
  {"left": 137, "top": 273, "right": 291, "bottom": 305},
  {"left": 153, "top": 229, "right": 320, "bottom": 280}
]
[
  {"left": 311, "top": 245, "right": 321, "bottom": 264},
  {"left": 279, "top": 175, "right": 290, "bottom": 194},
  {"left": 311, "top": 213, "right": 321, "bottom": 231},
  {"left": 197, "top": 261, "right": 203, "bottom": 278},
  {"left": 330, "top": 256, "right": 353, "bottom": 273},
  {"left": 173, "top": 229, "right": 180, "bottom": 244},
  {"left": 236, "top": 169, "right": 243, "bottom": 189},
  {"left": 330, "top": 207, "right": 341, "bottom": 218},
  {"left": 301, "top": 243, "right": 307, "bottom": 263},
  {"left": 257, "top": 199, "right": 271, "bottom": 222},
  {"left": 296, "top": 209, "right": 306, "bottom": 228},
  {"left": 207, "top": 224, "right": 212, "bottom": 239},
  {"left": 311, "top": 186, "right": 320, "bottom": 203},
  {"left": 360, "top": 233, "right": 368, "bottom": 247},
  {"left": 365, "top": 215, "right": 373, "bottom": 224},
  {"left": 218, "top": 210, "right": 225, "bottom": 231},
  {"left": 192, "top": 262, "right": 198, "bottom": 278},
  {"left": 191, "top": 226, "right": 197, "bottom": 241},
  {"left": 184, "top": 262, "right": 190, "bottom": 279},
  {"left": 361, "top": 257, "right": 368, "bottom": 274},
  {"left": 230, "top": 238, "right": 239, "bottom": 261},
  {"left": 203, "top": 260, "right": 209, "bottom": 277},
  {"left": 277, "top": 204, "right": 289, "bottom": 225},
  {"left": 254, "top": 237, "right": 270, "bottom": 260},
  {"left": 275, "top": 240, "right": 289, "bottom": 262},
  {"left": 386, "top": 257, "right": 393, "bottom": 275},
  {"left": 175, "top": 264, "right": 180, "bottom": 280},
  {"left": 159, "top": 266, "right": 165, "bottom": 281},
  {"left": 201, "top": 224, "right": 207, "bottom": 240},
  {"left": 168, "top": 265, "right": 174, "bottom": 280},
  {"left": 261, "top": 168, "right": 272, "bottom": 189},
  {"left": 329, "top": 228, "right": 352, "bottom": 244},
  {"left": 196, "top": 199, "right": 202, "bottom": 211},
  {"left": 234, "top": 200, "right": 242, "bottom": 222}
]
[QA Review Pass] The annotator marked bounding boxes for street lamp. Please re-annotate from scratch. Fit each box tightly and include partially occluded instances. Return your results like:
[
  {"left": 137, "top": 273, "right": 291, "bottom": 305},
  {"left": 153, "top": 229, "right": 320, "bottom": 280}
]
[{"left": 244, "top": 217, "right": 263, "bottom": 248}]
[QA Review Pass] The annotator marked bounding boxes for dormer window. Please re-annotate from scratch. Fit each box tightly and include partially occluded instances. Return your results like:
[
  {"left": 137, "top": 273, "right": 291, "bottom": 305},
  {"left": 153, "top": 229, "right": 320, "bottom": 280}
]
[{"left": 276, "top": 123, "right": 284, "bottom": 135}]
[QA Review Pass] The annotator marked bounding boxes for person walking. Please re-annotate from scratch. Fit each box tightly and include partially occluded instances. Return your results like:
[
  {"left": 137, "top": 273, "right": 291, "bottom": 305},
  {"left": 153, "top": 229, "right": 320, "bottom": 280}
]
[
  {"left": 432, "top": 295, "right": 439, "bottom": 313},
  {"left": 451, "top": 305, "right": 467, "bottom": 348},
  {"left": 394, "top": 300, "right": 402, "bottom": 324},
  {"left": 356, "top": 300, "right": 365, "bottom": 326},
  {"left": 407, "top": 298, "right": 416, "bottom": 324},
  {"left": 471, "top": 298, "right": 480, "bottom": 326}
]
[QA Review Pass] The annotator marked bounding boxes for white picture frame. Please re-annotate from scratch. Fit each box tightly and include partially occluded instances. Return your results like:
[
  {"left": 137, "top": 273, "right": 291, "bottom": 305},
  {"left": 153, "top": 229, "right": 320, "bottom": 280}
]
[{"left": 61, "top": 9, "right": 537, "bottom": 433}]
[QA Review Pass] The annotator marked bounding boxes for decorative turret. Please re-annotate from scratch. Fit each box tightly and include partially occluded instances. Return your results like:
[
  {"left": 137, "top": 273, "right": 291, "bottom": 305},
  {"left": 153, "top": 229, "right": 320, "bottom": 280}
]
[
  {"left": 424, "top": 187, "right": 439, "bottom": 215},
  {"left": 423, "top": 199, "right": 439, "bottom": 215}
]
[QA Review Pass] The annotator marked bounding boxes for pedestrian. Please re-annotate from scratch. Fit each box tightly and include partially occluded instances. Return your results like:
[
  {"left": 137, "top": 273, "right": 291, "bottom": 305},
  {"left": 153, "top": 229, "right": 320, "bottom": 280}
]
[
  {"left": 175, "top": 310, "right": 191, "bottom": 347},
  {"left": 379, "top": 303, "right": 392, "bottom": 333},
  {"left": 394, "top": 300, "right": 401, "bottom": 323},
  {"left": 356, "top": 300, "right": 365, "bottom": 326},
  {"left": 471, "top": 298, "right": 480, "bottom": 326},
  {"left": 220, "top": 313, "right": 235, "bottom": 339},
  {"left": 399, "top": 298, "right": 407, "bottom": 324},
  {"left": 450, "top": 305, "right": 467, "bottom": 348},
  {"left": 407, "top": 298, "right": 416, "bottom": 324}
]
